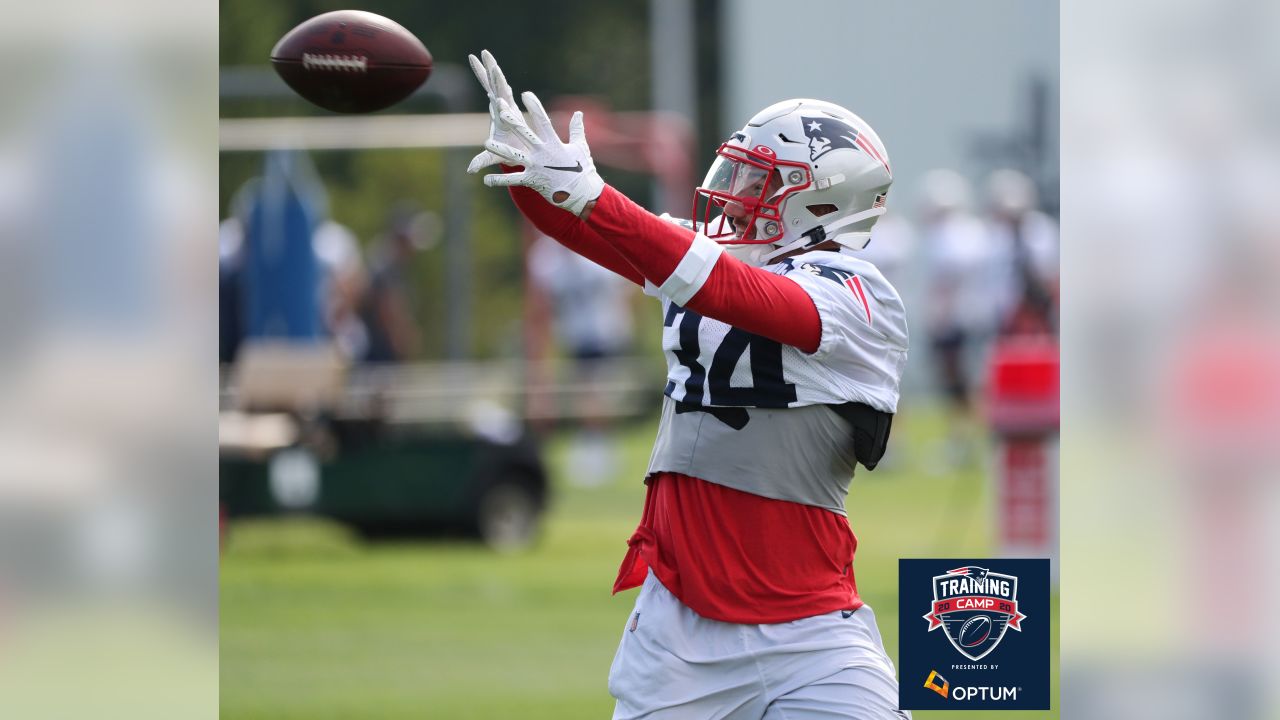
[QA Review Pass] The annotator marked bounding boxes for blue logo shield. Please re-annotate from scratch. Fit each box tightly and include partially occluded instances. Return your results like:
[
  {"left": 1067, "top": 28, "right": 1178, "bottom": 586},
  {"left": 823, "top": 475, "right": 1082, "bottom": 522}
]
[{"left": 923, "top": 566, "right": 1026, "bottom": 661}]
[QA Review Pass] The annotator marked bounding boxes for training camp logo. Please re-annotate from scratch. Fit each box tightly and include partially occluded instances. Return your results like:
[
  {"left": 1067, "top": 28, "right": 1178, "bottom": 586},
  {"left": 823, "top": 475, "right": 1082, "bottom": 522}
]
[{"left": 923, "top": 565, "right": 1027, "bottom": 661}]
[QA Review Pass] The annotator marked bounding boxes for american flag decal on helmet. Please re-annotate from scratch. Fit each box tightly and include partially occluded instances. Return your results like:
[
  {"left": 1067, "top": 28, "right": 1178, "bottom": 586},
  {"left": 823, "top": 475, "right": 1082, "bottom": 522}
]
[{"left": 873, "top": 193, "right": 887, "bottom": 209}]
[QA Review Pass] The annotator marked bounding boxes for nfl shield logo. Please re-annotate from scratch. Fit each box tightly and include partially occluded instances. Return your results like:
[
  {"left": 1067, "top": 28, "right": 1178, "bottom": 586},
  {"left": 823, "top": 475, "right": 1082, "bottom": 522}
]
[{"left": 923, "top": 566, "right": 1027, "bottom": 661}]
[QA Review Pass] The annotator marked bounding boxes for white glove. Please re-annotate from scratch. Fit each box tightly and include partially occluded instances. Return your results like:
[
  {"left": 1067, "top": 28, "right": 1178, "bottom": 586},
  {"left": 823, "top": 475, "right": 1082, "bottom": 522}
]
[
  {"left": 470, "top": 91, "right": 605, "bottom": 217},
  {"left": 466, "top": 50, "right": 524, "bottom": 174}
]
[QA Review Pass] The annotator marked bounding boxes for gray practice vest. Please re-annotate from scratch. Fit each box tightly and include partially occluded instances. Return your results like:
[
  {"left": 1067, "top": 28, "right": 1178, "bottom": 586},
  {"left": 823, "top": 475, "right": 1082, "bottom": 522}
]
[{"left": 646, "top": 396, "right": 860, "bottom": 515}]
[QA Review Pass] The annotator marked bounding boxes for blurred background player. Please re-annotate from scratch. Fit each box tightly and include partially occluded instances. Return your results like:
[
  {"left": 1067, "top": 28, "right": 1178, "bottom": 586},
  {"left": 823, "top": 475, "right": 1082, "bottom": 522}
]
[
  {"left": 220, "top": 171, "right": 380, "bottom": 365},
  {"left": 854, "top": 210, "right": 914, "bottom": 288},
  {"left": 218, "top": 180, "right": 256, "bottom": 365},
  {"left": 360, "top": 203, "right": 437, "bottom": 363},
  {"left": 983, "top": 168, "right": 1059, "bottom": 338},
  {"left": 313, "top": 219, "right": 369, "bottom": 363},
  {"left": 528, "top": 231, "right": 636, "bottom": 486},
  {"left": 919, "top": 169, "right": 998, "bottom": 470}
]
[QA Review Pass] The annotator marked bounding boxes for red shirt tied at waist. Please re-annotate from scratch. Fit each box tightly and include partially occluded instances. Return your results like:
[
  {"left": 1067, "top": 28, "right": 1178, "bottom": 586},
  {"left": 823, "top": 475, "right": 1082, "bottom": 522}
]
[{"left": 613, "top": 471, "right": 862, "bottom": 625}]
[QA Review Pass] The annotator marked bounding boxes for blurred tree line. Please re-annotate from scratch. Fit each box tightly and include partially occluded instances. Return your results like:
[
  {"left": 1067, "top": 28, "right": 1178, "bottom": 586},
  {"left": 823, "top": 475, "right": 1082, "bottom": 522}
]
[{"left": 220, "top": 0, "right": 722, "bottom": 360}]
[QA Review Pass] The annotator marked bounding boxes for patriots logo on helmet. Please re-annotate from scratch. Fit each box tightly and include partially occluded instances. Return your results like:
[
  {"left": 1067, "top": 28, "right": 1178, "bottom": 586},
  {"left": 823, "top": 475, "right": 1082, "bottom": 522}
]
[{"left": 802, "top": 116, "right": 861, "bottom": 162}]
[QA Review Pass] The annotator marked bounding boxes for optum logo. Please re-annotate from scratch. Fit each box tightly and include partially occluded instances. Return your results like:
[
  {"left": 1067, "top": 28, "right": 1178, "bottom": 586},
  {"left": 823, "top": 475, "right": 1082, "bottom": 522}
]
[{"left": 952, "top": 686, "right": 1020, "bottom": 701}]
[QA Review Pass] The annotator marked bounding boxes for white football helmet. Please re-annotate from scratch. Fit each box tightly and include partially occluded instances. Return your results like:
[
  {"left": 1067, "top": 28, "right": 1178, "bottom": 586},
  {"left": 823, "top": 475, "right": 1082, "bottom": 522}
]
[{"left": 693, "top": 99, "right": 892, "bottom": 265}]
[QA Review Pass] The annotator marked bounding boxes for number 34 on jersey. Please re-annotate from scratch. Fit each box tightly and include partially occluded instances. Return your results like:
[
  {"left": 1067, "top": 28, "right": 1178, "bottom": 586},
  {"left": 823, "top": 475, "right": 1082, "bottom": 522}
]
[{"left": 658, "top": 255, "right": 909, "bottom": 414}]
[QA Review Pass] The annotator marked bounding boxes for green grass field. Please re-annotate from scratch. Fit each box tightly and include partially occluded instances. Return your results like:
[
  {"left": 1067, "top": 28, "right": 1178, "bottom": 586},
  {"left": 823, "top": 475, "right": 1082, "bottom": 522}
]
[{"left": 220, "top": 405, "right": 1058, "bottom": 719}]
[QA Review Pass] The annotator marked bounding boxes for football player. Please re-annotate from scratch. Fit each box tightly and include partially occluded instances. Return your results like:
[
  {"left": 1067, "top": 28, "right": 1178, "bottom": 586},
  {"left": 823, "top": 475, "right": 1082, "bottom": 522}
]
[{"left": 468, "top": 50, "right": 911, "bottom": 720}]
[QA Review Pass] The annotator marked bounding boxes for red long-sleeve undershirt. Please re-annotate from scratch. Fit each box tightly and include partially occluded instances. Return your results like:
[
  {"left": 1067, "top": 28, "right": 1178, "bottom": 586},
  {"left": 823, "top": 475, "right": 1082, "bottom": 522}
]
[
  {"left": 509, "top": 184, "right": 822, "bottom": 353},
  {"left": 509, "top": 185, "right": 645, "bottom": 286}
]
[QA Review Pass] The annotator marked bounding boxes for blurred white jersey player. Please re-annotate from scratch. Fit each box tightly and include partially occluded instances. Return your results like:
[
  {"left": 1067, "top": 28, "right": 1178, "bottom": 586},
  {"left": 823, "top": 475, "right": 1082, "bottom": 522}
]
[
  {"left": 983, "top": 169, "right": 1059, "bottom": 335},
  {"left": 529, "top": 232, "right": 635, "bottom": 484},
  {"left": 469, "top": 50, "right": 912, "bottom": 719},
  {"left": 919, "top": 169, "right": 1000, "bottom": 467}
]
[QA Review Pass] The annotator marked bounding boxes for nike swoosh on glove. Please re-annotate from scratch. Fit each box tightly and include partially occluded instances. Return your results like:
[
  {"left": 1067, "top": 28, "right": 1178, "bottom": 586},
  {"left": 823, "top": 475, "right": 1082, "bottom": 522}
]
[{"left": 470, "top": 91, "right": 605, "bottom": 217}]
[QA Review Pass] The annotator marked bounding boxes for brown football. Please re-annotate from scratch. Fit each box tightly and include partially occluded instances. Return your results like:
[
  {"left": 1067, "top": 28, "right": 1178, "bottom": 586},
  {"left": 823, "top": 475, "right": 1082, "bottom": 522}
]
[{"left": 270, "top": 10, "right": 432, "bottom": 113}]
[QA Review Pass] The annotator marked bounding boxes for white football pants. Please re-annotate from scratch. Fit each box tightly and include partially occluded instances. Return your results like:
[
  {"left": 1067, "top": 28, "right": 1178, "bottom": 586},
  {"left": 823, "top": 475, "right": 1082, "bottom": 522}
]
[{"left": 609, "top": 571, "right": 910, "bottom": 720}]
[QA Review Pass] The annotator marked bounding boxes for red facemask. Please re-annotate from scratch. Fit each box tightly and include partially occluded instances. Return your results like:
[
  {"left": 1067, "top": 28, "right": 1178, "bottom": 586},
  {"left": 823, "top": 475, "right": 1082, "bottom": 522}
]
[{"left": 692, "top": 142, "right": 811, "bottom": 245}]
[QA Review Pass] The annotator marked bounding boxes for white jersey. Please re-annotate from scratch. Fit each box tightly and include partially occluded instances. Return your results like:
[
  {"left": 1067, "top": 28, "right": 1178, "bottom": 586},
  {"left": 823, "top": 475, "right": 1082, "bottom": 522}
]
[
  {"left": 656, "top": 249, "right": 909, "bottom": 414},
  {"left": 642, "top": 248, "right": 909, "bottom": 511}
]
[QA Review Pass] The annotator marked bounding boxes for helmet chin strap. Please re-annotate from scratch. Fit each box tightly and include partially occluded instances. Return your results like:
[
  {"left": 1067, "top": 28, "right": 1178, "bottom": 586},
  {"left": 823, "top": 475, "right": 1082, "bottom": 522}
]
[{"left": 761, "top": 206, "right": 886, "bottom": 263}]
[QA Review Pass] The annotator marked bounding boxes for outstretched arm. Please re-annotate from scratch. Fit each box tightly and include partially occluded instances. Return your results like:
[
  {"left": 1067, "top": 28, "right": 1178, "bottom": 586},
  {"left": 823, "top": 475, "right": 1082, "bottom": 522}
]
[
  {"left": 467, "top": 50, "right": 819, "bottom": 351},
  {"left": 467, "top": 51, "right": 643, "bottom": 287},
  {"left": 507, "top": 184, "right": 644, "bottom": 287},
  {"left": 582, "top": 186, "right": 821, "bottom": 353},
  {"left": 505, "top": 174, "right": 820, "bottom": 351},
  {"left": 477, "top": 103, "right": 821, "bottom": 350}
]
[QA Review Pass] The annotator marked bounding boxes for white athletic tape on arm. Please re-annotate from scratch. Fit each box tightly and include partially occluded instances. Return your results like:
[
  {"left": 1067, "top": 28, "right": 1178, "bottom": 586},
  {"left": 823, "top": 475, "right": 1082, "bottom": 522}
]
[{"left": 659, "top": 232, "right": 723, "bottom": 306}]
